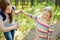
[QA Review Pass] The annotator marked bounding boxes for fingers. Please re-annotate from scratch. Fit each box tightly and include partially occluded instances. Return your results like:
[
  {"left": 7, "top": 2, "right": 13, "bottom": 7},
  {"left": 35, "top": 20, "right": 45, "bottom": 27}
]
[
  {"left": 16, "top": 22, "right": 20, "bottom": 28},
  {"left": 20, "top": 10, "right": 25, "bottom": 13}
]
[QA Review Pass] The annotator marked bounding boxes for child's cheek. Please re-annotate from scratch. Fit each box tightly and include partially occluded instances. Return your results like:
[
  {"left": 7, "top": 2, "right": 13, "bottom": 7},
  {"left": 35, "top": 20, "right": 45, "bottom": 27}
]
[{"left": 46, "top": 16, "right": 49, "bottom": 19}]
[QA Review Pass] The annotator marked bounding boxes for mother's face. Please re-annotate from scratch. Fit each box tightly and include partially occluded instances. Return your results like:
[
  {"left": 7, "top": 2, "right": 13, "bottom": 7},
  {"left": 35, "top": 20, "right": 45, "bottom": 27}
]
[{"left": 5, "top": 5, "right": 12, "bottom": 14}]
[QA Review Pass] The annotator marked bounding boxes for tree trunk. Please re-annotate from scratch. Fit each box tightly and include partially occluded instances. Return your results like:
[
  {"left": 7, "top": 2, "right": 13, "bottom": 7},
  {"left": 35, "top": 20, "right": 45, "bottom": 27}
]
[
  {"left": 31, "top": 0, "right": 34, "bottom": 7},
  {"left": 15, "top": 0, "right": 19, "bottom": 6},
  {"left": 22, "top": 0, "right": 25, "bottom": 9}
]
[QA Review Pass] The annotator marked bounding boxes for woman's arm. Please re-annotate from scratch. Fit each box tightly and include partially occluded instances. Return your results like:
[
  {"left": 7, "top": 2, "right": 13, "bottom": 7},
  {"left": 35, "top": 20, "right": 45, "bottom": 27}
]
[
  {"left": 20, "top": 10, "right": 37, "bottom": 20},
  {"left": 12, "top": 5, "right": 20, "bottom": 15},
  {"left": 0, "top": 20, "right": 18, "bottom": 32},
  {"left": 14, "top": 10, "right": 23, "bottom": 15}
]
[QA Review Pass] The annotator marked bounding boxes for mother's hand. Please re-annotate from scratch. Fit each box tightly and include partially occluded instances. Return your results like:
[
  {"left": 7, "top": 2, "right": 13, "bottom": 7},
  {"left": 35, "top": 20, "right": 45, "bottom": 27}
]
[
  {"left": 15, "top": 10, "right": 25, "bottom": 15},
  {"left": 19, "top": 10, "right": 25, "bottom": 14}
]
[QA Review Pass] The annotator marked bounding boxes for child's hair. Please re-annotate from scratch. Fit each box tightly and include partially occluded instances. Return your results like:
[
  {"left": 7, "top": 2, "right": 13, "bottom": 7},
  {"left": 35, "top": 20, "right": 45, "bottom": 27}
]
[{"left": 42, "top": 6, "right": 53, "bottom": 22}]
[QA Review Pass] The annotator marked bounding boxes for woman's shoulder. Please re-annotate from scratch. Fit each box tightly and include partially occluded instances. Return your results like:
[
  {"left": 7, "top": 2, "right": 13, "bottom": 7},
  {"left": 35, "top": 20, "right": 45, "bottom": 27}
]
[
  {"left": 0, "top": 9, "right": 2, "bottom": 13},
  {"left": 0, "top": 9, "right": 3, "bottom": 20},
  {"left": 0, "top": 15, "right": 3, "bottom": 20},
  {"left": 0, "top": 9, "right": 6, "bottom": 21}
]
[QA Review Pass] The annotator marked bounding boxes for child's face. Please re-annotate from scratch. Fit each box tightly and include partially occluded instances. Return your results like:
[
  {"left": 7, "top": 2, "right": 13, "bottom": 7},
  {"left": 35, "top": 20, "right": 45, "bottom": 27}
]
[
  {"left": 42, "top": 11, "right": 51, "bottom": 21},
  {"left": 5, "top": 5, "right": 12, "bottom": 14}
]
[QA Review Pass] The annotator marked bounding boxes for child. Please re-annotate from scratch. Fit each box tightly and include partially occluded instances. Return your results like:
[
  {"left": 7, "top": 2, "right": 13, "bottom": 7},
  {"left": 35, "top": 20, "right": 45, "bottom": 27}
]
[{"left": 20, "top": 6, "right": 54, "bottom": 40}]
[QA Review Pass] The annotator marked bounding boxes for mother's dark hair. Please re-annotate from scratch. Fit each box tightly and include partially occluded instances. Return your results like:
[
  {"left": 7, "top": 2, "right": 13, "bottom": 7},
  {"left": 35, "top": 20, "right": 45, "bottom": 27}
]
[{"left": 0, "top": 0, "right": 13, "bottom": 23}]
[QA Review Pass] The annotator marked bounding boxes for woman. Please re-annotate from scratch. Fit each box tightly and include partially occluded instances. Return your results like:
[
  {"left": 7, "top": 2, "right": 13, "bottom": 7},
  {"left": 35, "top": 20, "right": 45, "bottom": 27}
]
[{"left": 0, "top": 0, "right": 21, "bottom": 40}]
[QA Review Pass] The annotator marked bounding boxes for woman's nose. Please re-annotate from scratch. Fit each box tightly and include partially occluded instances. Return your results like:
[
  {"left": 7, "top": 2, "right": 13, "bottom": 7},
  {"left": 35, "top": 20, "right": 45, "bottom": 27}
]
[{"left": 8, "top": 10, "right": 11, "bottom": 13}]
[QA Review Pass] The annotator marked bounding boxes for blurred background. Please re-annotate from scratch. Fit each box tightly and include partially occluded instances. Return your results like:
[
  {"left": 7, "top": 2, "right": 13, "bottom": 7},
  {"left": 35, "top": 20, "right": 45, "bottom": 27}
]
[{"left": 0, "top": 0, "right": 60, "bottom": 40}]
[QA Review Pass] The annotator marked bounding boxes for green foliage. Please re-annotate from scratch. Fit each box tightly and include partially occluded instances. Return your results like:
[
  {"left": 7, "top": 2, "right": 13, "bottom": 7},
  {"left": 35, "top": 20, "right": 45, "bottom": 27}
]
[{"left": 0, "top": 0, "right": 60, "bottom": 40}]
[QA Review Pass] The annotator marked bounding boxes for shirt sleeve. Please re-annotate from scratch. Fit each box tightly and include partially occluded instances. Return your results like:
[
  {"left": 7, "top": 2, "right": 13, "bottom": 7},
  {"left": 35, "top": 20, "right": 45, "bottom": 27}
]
[
  {"left": 29, "top": 14, "right": 37, "bottom": 21},
  {"left": 34, "top": 16, "right": 37, "bottom": 21},
  {"left": 0, "top": 15, "right": 3, "bottom": 20},
  {"left": 48, "top": 23, "right": 54, "bottom": 36}
]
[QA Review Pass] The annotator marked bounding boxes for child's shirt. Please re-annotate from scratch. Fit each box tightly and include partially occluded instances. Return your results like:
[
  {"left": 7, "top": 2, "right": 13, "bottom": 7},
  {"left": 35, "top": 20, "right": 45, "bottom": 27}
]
[{"left": 30, "top": 15, "right": 54, "bottom": 40}]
